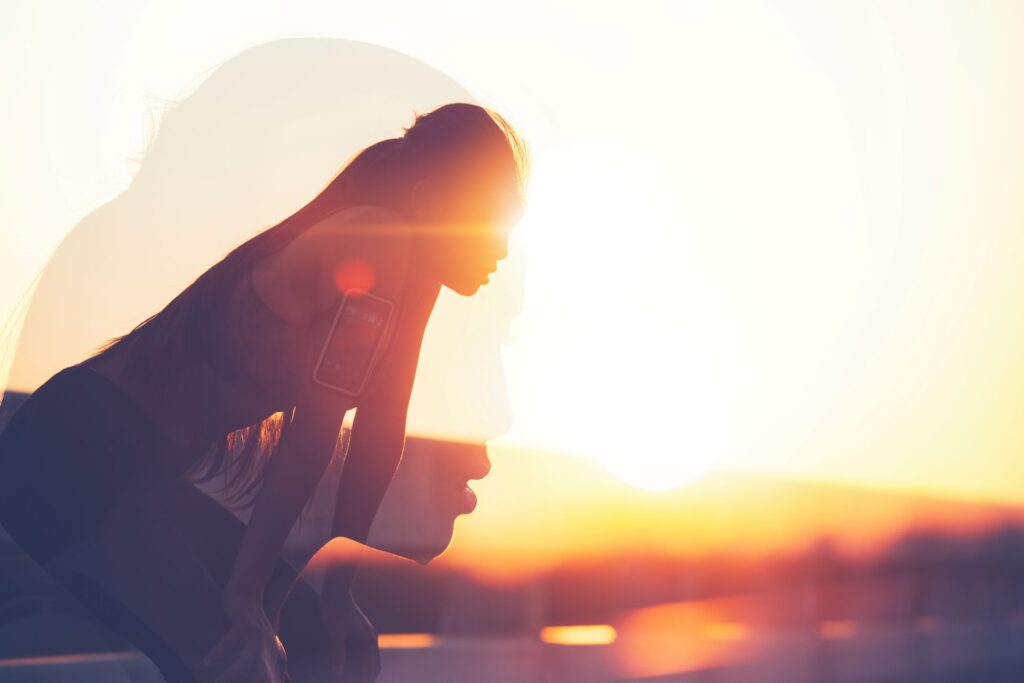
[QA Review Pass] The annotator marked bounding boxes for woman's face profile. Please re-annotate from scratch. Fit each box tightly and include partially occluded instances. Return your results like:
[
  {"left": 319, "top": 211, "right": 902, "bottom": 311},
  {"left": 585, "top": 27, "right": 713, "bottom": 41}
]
[{"left": 411, "top": 164, "right": 522, "bottom": 296}]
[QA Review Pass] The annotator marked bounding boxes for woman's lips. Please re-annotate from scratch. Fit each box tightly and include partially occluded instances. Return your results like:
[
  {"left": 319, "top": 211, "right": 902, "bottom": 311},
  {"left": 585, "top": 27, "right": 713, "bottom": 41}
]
[{"left": 459, "top": 484, "right": 478, "bottom": 514}]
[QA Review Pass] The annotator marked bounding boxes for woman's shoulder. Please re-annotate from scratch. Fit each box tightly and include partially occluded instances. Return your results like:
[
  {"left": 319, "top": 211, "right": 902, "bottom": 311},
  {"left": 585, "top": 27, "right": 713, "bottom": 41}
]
[
  {"left": 311, "top": 204, "right": 411, "bottom": 239},
  {"left": 265, "top": 205, "right": 415, "bottom": 317},
  {"left": 284, "top": 205, "right": 411, "bottom": 261},
  {"left": 313, "top": 205, "right": 415, "bottom": 296}
]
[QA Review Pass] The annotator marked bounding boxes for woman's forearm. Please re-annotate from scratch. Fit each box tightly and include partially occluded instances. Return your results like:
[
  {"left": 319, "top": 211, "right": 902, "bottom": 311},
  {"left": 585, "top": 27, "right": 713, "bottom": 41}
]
[
  {"left": 321, "top": 414, "right": 406, "bottom": 599},
  {"left": 226, "top": 413, "right": 343, "bottom": 601},
  {"left": 330, "top": 433, "right": 404, "bottom": 542},
  {"left": 319, "top": 276, "right": 437, "bottom": 600}
]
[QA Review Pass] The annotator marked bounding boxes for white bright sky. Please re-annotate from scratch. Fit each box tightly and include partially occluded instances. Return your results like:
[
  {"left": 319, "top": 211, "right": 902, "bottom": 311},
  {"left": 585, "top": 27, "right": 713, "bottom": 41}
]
[{"left": 2, "top": 1, "right": 1024, "bottom": 502}]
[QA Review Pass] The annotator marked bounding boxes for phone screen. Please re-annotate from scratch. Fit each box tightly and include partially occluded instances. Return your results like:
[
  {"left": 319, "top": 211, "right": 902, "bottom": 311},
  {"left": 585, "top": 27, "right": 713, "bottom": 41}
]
[{"left": 314, "top": 292, "right": 393, "bottom": 394}]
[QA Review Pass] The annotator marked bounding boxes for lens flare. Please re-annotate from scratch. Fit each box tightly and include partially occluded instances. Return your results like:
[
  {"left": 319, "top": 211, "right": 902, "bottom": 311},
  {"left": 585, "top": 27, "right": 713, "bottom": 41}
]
[{"left": 333, "top": 258, "right": 375, "bottom": 293}]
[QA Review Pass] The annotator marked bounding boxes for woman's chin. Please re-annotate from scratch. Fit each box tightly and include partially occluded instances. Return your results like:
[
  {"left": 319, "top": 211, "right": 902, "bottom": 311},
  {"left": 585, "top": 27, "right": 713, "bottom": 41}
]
[
  {"left": 443, "top": 273, "right": 488, "bottom": 296},
  {"left": 410, "top": 529, "right": 456, "bottom": 565}
]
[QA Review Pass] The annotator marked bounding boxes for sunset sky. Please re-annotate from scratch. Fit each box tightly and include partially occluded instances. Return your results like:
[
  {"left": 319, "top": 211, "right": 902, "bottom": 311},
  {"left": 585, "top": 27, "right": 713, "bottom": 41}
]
[{"left": 2, "top": 1, "right": 1024, "bottom": 515}]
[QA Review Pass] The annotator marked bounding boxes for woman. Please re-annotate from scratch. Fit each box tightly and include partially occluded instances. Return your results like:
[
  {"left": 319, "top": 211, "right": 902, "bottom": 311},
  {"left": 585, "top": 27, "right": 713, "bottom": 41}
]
[{"left": 0, "top": 102, "right": 527, "bottom": 682}]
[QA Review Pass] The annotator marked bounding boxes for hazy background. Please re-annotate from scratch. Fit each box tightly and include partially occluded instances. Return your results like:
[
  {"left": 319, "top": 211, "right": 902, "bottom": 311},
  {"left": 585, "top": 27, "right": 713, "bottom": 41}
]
[
  {"left": 5, "top": 3, "right": 1024, "bottom": 681},
  {"left": 2, "top": 0, "right": 1024, "bottom": 572}
]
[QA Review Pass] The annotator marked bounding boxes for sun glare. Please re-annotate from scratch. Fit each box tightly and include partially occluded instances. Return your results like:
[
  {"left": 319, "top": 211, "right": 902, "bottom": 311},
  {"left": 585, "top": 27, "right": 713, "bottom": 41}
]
[
  {"left": 504, "top": 160, "right": 725, "bottom": 492},
  {"left": 605, "top": 457, "right": 710, "bottom": 492}
]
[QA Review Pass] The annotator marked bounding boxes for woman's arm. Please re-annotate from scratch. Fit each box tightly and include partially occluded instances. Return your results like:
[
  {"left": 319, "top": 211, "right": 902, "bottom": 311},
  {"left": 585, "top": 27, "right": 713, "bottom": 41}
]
[
  {"left": 322, "top": 277, "right": 440, "bottom": 599},
  {"left": 321, "top": 376, "right": 409, "bottom": 596},
  {"left": 225, "top": 203, "right": 418, "bottom": 601},
  {"left": 223, "top": 391, "right": 353, "bottom": 601},
  {"left": 205, "top": 386, "right": 353, "bottom": 682},
  {"left": 313, "top": 278, "right": 438, "bottom": 682}
]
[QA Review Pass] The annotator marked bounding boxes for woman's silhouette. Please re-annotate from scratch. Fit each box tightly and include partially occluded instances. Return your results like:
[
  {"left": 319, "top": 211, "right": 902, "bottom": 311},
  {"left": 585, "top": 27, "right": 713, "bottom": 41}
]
[{"left": 0, "top": 101, "right": 528, "bottom": 682}]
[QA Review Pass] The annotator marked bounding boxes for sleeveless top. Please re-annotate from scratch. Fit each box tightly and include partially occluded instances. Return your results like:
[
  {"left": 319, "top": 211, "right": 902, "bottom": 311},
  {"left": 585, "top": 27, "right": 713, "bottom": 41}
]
[{"left": 199, "top": 263, "right": 337, "bottom": 407}]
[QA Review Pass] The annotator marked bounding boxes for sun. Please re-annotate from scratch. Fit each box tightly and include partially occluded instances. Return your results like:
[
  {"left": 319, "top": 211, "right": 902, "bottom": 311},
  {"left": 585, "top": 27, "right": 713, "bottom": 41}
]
[
  {"left": 584, "top": 355, "right": 723, "bottom": 493},
  {"left": 605, "top": 456, "right": 712, "bottom": 492},
  {"left": 500, "top": 158, "right": 726, "bottom": 493}
]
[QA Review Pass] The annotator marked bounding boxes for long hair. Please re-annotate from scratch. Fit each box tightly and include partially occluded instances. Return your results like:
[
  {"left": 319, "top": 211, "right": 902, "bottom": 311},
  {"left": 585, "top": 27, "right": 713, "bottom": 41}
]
[{"left": 83, "top": 102, "right": 529, "bottom": 508}]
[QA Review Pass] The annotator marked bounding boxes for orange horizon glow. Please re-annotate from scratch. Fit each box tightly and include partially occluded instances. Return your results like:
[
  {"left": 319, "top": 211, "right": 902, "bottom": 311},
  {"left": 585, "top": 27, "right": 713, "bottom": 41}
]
[
  {"left": 611, "top": 597, "right": 764, "bottom": 677},
  {"left": 378, "top": 633, "right": 437, "bottom": 649},
  {"left": 430, "top": 443, "right": 1024, "bottom": 585},
  {"left": 538, "top": 625, "right": 616, "bottom": 646}
]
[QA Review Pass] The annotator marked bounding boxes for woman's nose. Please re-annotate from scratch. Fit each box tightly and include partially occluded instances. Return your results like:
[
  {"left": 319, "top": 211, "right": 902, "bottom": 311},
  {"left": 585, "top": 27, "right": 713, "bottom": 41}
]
[
  {"left": 467, "top": 449, "right": 491, "bottom": 481},
  {"left": 490, "top": 233, "right": 509, "bottom": 262},
  {"left": 445, "top": 441, "right": 491, "bottom": 481}
]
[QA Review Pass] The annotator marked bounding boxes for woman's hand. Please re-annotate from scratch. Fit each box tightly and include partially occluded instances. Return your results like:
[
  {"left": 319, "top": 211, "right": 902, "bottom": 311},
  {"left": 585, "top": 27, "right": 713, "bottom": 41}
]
[
  {"left": 203, "top": 591, "right": 288, "bottom": 683},
  {"left": 320, "top": 587, "right": 381, "bottom": 682}
]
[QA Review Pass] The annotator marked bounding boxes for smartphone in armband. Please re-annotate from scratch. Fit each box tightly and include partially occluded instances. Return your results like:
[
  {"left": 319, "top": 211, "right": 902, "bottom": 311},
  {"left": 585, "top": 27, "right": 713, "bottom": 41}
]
[{"left": 312, "top": 290, "right": 395, "bottom": 395}]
